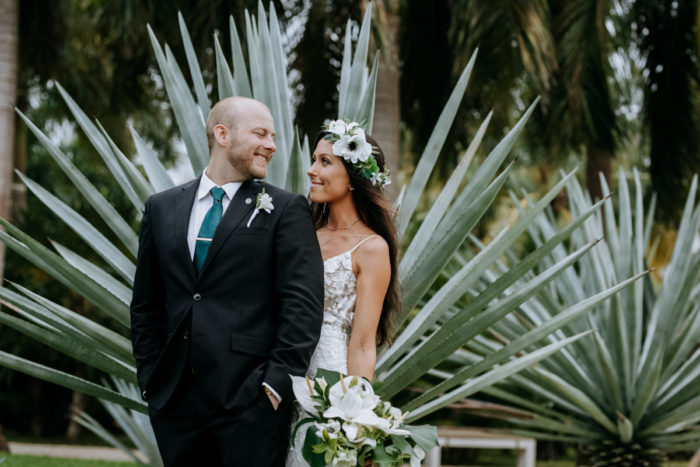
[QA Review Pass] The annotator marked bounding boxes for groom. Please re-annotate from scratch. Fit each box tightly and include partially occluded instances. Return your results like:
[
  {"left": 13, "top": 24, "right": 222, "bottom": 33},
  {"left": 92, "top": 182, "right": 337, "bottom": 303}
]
[{"left": 130, "top": 97, "right": 324, "bottom": 466}]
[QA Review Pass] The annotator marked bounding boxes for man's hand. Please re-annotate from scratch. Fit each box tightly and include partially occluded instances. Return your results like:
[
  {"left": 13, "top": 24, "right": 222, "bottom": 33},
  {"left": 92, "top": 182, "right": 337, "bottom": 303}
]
[
  {"left": 263, "top": 384, "right": 280, "bottom": 410},
  {"left": 266, "top": 391, "right": 280, "bottom": 410}
]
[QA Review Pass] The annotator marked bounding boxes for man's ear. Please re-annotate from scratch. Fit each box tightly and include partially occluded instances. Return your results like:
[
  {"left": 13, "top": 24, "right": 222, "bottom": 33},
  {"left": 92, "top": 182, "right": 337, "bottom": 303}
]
[{"left": 213, "top": 124, "right": 228, "bottom": 147}]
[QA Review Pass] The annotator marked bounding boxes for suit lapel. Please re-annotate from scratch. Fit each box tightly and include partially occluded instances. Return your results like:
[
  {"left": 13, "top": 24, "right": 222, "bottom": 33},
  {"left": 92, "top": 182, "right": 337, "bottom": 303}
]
[
  {"left": 198, "top": 179, "right": 258, "bottom": 277},
  {"left": 174, "top": 177, "right": 200, "bottom": 281}
]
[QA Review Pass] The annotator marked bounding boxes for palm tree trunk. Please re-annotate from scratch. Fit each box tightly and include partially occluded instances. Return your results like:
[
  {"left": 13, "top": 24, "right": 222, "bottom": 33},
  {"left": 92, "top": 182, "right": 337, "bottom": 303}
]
[
  {"left": 586, "top": 142, "right": 612, "bottom": 202},
  {"left": 0, "top": 424, "right": 9, "bottom": 453},
  {"left": 371, "top": 0, "right": 400, "bottom": 201},
  {"left": 0, "top": 0, "right": 19, "bottom": 283},
  {"left": 65, "top": 388, "right": 85, "bottom": 442},
  {"left": 29, "top": 378, "right": 42, "bottom": 437},
  {"left": 65, "top": 302, "right": 89, "bottom": 442}
]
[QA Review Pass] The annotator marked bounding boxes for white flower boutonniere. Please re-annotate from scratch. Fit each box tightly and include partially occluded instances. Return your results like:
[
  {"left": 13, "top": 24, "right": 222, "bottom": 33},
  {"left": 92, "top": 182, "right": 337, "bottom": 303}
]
[{"left": 247, "top": 188, "right": 274, "bottom": 228}]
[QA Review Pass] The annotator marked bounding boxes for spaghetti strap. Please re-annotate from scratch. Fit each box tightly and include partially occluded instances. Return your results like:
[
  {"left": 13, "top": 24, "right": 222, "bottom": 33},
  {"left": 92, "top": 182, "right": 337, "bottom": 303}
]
[{"left": 348, "top": 235, "right": 379, "bottom": 253}]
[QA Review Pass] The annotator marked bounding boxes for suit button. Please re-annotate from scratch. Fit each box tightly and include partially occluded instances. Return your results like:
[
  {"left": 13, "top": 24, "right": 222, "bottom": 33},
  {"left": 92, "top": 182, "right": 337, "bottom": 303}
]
[
  {"left": 193, "top": 293, "right": 201, "bottom": 301},
  {"left": 183, "top": 331, "right": 189, "bottom": 340},
  {"left": 142, "top": 390, "right": 148, "bottom": 400}
]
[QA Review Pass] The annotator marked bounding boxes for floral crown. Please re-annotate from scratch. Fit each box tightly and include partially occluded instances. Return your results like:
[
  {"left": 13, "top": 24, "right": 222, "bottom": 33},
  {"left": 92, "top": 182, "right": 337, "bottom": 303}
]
[{"left": 322, "top": 119, "right": 391, "bottom": 188}]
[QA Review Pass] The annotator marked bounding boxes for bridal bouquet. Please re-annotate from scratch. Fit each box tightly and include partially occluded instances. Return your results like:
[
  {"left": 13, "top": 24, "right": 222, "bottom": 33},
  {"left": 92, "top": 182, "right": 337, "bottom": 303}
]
[{"left": 290, "top": 370, "right": 438, "bottom": 467}]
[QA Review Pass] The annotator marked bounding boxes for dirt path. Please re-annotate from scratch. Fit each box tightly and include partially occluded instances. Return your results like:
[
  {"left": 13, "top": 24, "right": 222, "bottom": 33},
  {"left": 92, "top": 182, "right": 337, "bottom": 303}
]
[{"left": 7, "top": 442, "right": 144, "bottom": 462}]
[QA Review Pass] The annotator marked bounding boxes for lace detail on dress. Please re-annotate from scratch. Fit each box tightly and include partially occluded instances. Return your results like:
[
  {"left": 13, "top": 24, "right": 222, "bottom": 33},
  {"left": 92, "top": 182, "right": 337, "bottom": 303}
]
[
  {"left": 307, "top": 250, "right": 356, "bottom": 378},
  {"left": 286, "top": 236, "right": 377, "bottom": 467}
]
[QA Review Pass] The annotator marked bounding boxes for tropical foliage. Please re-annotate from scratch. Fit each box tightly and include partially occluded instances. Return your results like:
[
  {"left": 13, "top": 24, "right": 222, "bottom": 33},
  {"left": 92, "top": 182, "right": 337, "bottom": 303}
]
[
  {"left": 400, "top": 0, "right": 700, "bottom": 222},
  {"left": 0, "top": 3, "right": 643, "bottom": 464},
  {"left": 458, "top": 169, "right": 700, "bottom": 464}
]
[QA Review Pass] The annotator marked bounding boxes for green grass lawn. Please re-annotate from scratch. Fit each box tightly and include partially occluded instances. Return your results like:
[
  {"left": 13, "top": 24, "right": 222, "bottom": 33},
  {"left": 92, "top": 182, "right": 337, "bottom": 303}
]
[
  {"left": 0, "top": 453, "right": 691, "bottom": 466},
  {"left": 535, "top": 464, "right": 687, "bottom": 467},
  {"left": 0, "top": 454, "right": 135, "bottom": 466},
  {"left": 2, "top": 429, "right": 127, "bottom": 448},
  {"left": 440, "top": 448, "right": 691, "bottom": 467}
]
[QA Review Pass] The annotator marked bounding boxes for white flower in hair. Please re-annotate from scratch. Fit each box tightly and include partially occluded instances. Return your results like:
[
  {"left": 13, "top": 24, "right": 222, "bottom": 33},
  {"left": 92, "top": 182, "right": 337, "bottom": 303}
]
[
  {"left": 326, "top": 119, "right": 348, "bottom": 136},
  {"left": 370, "top": 171, "right": 391, "bottom": 188},
  {"left": 332, "top": 128, "right": 373, "bottom": 164}
]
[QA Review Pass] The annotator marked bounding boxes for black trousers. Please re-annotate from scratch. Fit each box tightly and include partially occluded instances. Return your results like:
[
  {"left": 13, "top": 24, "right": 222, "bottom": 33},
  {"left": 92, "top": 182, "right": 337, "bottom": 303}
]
[{"left": 148, "top": 366, "right": 292, "bottom": 467}]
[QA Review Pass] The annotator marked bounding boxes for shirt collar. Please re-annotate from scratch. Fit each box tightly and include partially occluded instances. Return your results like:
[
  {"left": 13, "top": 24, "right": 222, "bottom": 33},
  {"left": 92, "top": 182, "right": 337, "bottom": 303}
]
[{"left": 197, "top": 170, "right": 242, "bottom": 201}]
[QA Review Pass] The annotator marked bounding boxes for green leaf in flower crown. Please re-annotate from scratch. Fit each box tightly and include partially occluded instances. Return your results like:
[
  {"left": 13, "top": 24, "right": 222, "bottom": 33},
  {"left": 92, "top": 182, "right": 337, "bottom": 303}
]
[{"left": 354, "top": 156, "right": 379, "bottom": 180}]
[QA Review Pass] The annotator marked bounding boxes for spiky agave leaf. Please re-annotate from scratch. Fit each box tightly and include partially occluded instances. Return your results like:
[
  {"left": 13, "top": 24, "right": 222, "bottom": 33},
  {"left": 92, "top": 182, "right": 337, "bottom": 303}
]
[
  {"left": 74, "top": 377, "right": 162, "bottom": 467},
  {"left": 461, "top": 169, "right": 700, "bottom": 458}
]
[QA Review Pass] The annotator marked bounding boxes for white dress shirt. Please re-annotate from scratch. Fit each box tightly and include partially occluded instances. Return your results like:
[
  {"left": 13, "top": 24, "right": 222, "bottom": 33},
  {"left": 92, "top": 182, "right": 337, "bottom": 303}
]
[
  {"left": 186, "top": 171, "right": 281, "bottom": 403},
  {"left": 187, "top": 171, "right": 241, "bottom": 260}
]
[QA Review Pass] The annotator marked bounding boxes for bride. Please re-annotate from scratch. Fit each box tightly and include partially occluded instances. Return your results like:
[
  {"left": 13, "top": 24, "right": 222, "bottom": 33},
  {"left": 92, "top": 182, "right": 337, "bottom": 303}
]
[{"left": 286, "top": 120, "right": 400, "bottom": 466}]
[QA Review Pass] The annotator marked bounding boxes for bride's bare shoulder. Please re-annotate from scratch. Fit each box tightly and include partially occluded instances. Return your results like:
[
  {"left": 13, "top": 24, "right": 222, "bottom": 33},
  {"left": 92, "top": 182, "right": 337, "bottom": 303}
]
[{"left": 354, "top": 234, "right": 389, "bottom": 266}]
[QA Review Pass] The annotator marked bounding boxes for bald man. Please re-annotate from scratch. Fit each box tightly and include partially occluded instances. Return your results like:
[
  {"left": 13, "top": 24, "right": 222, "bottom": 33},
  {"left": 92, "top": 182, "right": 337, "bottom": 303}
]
[{"left": 130, "top": 97, "right": 324, "bottom": 466}]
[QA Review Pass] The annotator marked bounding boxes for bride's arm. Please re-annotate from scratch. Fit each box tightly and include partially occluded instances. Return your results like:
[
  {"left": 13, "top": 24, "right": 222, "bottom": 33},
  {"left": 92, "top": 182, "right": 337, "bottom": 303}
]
[{"left": 347, "top": 236, "right": 391, "bottom": 380}]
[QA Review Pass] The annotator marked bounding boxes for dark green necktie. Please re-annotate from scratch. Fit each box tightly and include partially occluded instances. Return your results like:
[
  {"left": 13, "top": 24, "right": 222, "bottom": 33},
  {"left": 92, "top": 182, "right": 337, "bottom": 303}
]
[{"left": 194, "top": 187, "right": 226, "bottom": 274}]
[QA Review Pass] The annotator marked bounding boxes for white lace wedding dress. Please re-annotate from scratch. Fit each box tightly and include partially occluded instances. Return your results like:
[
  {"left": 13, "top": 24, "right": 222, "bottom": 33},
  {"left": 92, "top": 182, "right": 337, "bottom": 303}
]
[{"left": 285, "top": 236, "right": 377, "bottom": 467}]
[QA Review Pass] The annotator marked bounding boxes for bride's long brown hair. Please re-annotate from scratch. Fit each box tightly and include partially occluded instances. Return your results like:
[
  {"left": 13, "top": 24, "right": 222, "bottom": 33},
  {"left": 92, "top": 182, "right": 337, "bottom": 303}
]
[{"left": 310, "top": 132, "right": 400, "bottom": 346}]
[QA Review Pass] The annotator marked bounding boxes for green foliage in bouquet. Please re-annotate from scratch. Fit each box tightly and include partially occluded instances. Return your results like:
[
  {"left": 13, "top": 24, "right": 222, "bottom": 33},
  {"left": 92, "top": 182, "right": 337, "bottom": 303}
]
[
  {"left": 0, "top": 2, "right": 644, "bottom": 464},
  {"left": 451, "top": 169, "right": 700, "bottom": 464}
]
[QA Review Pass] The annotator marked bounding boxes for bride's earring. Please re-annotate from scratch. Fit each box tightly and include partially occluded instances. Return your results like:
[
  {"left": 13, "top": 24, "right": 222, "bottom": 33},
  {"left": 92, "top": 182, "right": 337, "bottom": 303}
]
[{"left": 349, "top": 185, "right": 355, "bottom": 191}]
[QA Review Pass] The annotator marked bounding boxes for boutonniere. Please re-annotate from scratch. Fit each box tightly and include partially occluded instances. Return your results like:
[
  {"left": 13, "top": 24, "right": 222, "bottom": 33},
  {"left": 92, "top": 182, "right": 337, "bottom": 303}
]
[{"left": 246, "top": 188, "right": 274, "bottom": 228}]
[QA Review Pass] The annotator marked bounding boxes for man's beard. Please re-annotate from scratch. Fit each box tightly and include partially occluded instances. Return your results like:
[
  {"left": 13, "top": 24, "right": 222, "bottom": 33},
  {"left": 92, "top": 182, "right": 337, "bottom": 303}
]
[{"left": 228, "top": 144, "right": 263, "bottom": 180}]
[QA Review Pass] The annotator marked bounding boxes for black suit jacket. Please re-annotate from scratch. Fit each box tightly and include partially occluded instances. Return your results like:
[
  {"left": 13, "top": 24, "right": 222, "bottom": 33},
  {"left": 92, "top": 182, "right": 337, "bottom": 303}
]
[{"left": 130, "top": 178, "right": 324, "bottom": 410}]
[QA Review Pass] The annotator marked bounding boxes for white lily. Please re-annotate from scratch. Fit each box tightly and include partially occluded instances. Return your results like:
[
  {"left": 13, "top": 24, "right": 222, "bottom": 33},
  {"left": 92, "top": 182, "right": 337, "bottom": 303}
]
[
  {"left": 341, "top": 421, "right": 363, "bottom": 443},
  {"left": 342, "top": 420, "right": 382, "bottom": 446},
  {"left": 290, "top": 375, "right": 320, "bottom": 416},
  {"left": 325, "top": 378, "right": 379, "bottom": 412},
  {"left": 323, "top": 382, "right": 385, "bottom": 431},
  {"left": 316, "top": 376, "right": 328, "bottom": 392}
]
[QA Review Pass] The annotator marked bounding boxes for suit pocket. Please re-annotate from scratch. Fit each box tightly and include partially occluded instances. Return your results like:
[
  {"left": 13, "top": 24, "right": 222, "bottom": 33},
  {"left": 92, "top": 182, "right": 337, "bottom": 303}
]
[{"left": 231, "top": 333, "right": 271, "bottom": 357}]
